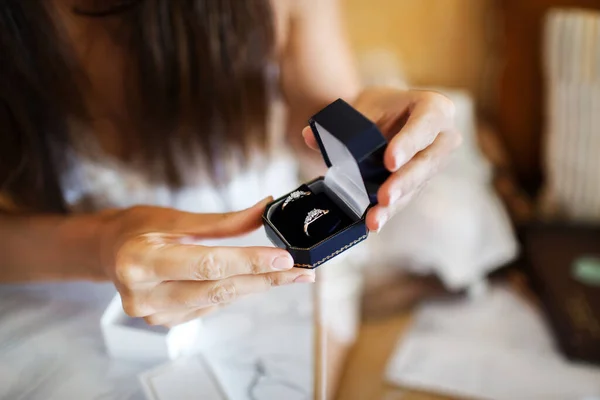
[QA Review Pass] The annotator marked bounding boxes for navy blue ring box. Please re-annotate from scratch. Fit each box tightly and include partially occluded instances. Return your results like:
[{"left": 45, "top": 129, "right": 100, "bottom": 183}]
[{"left": 262, "top": 98, "right": 390, "bottom": 269}]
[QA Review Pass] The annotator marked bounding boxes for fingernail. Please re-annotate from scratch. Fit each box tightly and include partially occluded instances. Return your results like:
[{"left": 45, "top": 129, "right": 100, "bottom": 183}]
[
  {"left": 392, "top": 153, "right": 406, "bottom": 171},
  {"left": 259, "top": 196, "right": 274, "bottom": 206},
  {"left": 376, "top": 212, "right": 388, "bottom": 233},
  {"left": 294, "top": 274, "right": 316, "bottom": 283},
  {"left": 272, "top": 256, "right": 294, "bottom": 270},
  {"left": 389, "top": 189, "right": 402, "bottom": 205}
]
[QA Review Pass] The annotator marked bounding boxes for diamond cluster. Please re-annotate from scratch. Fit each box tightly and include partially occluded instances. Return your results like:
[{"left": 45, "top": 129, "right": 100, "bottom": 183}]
[
  {"left": 282, "top": 190, "right": 311, "bottom": 210},
  {"left": 304, "top": 209, "right": 329, "bottom": 225},
  {"left": 289, "top": 191, "right": 307, "bottom": 200}
]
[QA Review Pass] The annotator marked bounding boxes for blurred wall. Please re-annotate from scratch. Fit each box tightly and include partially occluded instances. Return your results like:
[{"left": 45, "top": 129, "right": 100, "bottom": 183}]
[{"left": 343, "top": 0, "right": 498, "bottom": 109}]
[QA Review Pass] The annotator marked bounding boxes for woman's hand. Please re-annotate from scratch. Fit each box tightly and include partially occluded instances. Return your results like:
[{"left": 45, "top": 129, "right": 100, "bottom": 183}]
[
  {"left": 303, "top": 88, "right": 462, "bottom": 232},
  {"left": 97, "top": 198, "right": 314, "bottom": 327}
]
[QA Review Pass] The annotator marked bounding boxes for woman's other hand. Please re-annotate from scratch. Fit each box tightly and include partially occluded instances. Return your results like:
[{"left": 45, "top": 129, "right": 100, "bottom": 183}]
[
  {"left": 97, "top": 198, "right": 313, "bottom": 327},
  {"left": 303, "top": 88, "right": 462, "bottom": 232}
]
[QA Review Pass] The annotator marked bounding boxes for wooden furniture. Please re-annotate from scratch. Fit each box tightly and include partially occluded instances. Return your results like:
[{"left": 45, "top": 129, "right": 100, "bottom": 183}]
[
  {"left": 496, "top": 0, "right": 600, "bottom": 191},
  {"left": 335, "top": 313, "right": 459, "bottom": 400}
]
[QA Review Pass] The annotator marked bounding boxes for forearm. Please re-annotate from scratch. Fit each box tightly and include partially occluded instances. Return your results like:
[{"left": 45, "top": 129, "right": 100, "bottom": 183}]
[{"left": 0, "top": 212, "right": 108, "bottom": 282}]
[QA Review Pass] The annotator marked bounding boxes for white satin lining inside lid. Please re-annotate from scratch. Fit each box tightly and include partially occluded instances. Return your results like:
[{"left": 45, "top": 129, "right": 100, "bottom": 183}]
[{"left": 315, "top": 122, "right": 371, "bottom": 217}]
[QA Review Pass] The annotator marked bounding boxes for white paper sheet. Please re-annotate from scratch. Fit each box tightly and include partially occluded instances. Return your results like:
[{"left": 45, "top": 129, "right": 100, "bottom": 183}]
[
  {"left": 385, "top": 286, "right": 600, "bottom": 400},
  {"left": 139, "top": 356, "right": 227, "bottom": 400}
]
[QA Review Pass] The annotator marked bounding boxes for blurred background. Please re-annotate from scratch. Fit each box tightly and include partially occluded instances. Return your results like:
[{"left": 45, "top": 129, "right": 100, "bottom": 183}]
[
  {"left": 331, "top": 0, "right": 600, "bottom": 399},
  {"left": 1, "top": 2, "right": 597, "bottom": 400}
]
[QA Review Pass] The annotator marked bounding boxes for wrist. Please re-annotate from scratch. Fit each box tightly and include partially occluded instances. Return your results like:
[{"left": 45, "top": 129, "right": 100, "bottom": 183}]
[
  {"left": 0, "top": 212, "right": 115, "bottom": 282},
  {"left": 90, "top": 209, "right": 126, "bottom": 282},
  {"left": 54, "top": 212, "right": 112, "bottom": 281}
]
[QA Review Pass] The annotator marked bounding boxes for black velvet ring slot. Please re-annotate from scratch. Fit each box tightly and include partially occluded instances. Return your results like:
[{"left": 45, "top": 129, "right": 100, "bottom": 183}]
[{"left": 268, "top": 184, "right": 353, "bottom": 248}]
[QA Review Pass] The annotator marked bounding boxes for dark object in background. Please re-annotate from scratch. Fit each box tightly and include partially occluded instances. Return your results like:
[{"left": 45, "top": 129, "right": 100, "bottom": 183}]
[{"left": 522, "top": 222, "right": 600, "bottom": 365}]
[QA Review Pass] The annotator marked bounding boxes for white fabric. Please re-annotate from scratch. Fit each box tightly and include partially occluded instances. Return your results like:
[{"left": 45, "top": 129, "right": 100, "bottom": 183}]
[{"left": 61, "top": 150, "right": 300, "bottom": 214}]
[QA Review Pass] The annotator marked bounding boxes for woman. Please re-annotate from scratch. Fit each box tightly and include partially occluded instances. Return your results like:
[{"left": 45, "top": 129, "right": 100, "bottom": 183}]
[{"left": 0, "top": 0, "right": 460, "bottom": 328}]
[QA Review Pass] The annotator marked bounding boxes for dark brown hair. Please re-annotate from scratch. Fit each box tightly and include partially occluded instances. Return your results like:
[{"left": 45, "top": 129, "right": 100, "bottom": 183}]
[{"left": 0, "top": 0, "right": 275, "bottom": 212}]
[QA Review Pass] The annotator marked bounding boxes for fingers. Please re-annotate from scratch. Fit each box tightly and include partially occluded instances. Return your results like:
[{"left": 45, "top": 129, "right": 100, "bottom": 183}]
[
  {"left": 302, "top": 126, "right": 321, "bottom": 151},
  {"left": 166, "top": 307, "right": 217, "bottom": 328},
  {"left": 170, "top": 196, "right": 274, "bottom": 238},
  {"left": 153, "top": 269, "right": 315, "bottom": 310},
  {"left": 145, "top": 306, "right": 217, "bottom": 328},
  {"left": 377, "top": 130, "right": 461, "bottom": 207},
  {"left": 367, "top": 190, "right": 419, "bottom": 232},
  {"left": 125, "top": 197, "right": 273, "bottom": 239},
  {"left": 116, "top": 237, "right": 295, "bottom": 283},
  {"left": 367, "top": 129, "right": 460, "bottom": 232},
  {"left": 122, "top": 268, "right": 315, "bottom": 317},
  {"left": 385, "top": 92, "right": 456, "bottom": 172},
  {"left": 153, "top": 244, "right": 294, "bottom": 281}
]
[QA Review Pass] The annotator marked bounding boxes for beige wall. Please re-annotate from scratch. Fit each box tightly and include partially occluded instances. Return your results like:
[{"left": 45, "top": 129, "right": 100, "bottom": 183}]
[{"left": 343, "top": 0, "right": 497, "bottom": 106}]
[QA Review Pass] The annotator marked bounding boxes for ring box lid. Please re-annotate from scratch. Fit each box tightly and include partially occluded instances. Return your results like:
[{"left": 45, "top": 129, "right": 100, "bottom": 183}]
[{"left": 309, "top": 98, "right": 390, "bottom": 216}]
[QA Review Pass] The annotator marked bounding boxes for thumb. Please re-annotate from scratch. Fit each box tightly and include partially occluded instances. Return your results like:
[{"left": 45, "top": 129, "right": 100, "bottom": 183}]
[
  {"left": 163, "top": 196, "right": 274, "bottom": 238},
  {"left": 302, "top": 126, "right": 320, "bottom": 151}
]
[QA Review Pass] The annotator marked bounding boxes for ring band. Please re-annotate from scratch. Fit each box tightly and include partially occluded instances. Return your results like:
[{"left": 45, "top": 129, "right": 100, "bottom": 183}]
[
  {"left": 282, "top": 190, "right": 311, "bottom": 210},
  {"left": 304, "top": 208, "right": 329, "bottom": 236}
]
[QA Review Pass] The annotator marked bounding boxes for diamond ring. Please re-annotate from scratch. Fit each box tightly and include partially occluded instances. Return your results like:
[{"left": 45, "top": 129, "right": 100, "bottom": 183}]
[
  {"left": 303, "top": 208, "right": 329, "bottom": 236},
  {"left": 282, "top": 190, "right": 311, "bottom": 210}
]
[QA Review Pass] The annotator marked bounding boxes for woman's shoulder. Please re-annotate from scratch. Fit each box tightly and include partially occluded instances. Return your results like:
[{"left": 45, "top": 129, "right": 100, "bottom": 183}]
[
  {"left": 270, "top": 0, "right": 339, "bottom": 57},
  {"left": 270, "top": 0, "right": 293, "bottom": 54}
]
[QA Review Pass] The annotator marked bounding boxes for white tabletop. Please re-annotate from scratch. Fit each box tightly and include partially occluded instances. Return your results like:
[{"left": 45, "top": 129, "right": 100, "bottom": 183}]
[{"left": 0, "top": 281, "right": 313, "bottom": 400}]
